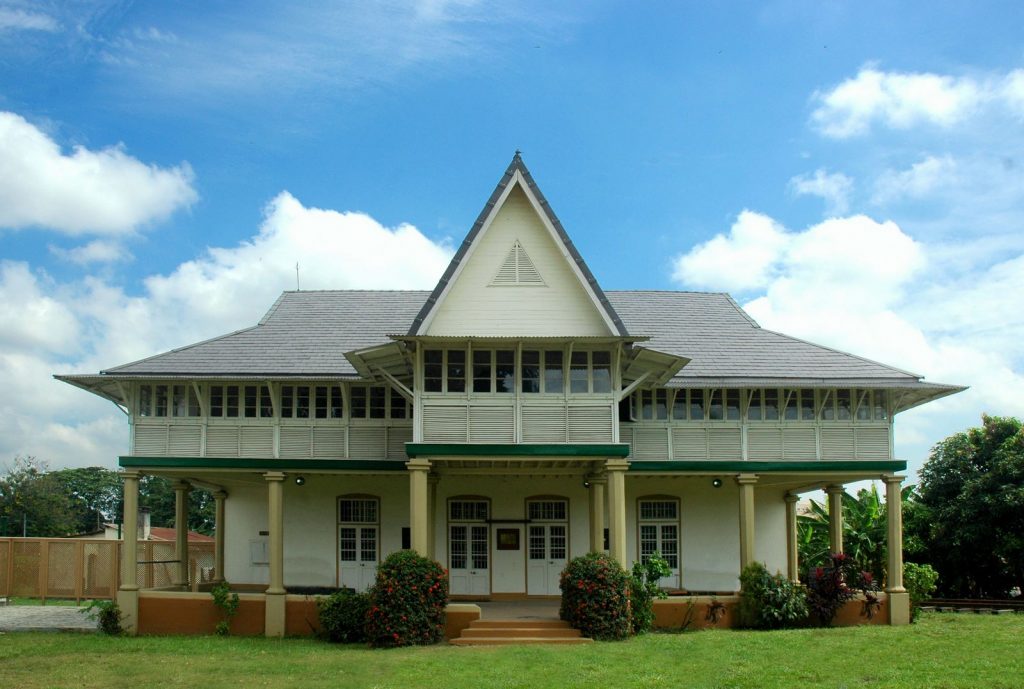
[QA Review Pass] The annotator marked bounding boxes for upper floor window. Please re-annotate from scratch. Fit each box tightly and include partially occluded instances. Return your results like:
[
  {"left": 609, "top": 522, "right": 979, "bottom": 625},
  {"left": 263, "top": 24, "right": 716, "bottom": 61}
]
[
  {"left": 634, "top": 389, "right": 668, "bottom": 420},
  {"left": 424, "top": 349, "right": 466, "bottom": 393},
  {"left": 570, "top": 351, "right": 611, "bottom": 394},
  {"left": 521, "top": 350, "right": 565, "bottom": 394},
  {"left": 139, "top": 384, "right": 200, "bottom": 418},
  {"left": 243, "top": 384, "right": 275, "bottom": 418},
  {"left": 350, "top": 385, "right": 411, "bottom": 420},
  {"left": 472, "top": 349, "right": 515, "bottom": 394}
]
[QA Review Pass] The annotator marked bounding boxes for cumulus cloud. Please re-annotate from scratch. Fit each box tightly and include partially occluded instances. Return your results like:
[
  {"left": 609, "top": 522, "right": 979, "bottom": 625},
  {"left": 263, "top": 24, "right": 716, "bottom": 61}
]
[
  {"left": 673, "top": 210, "right": 1024, "bottom": 476},
  {"left": 811, "top": 66, "right": 1024, "bottom": 138},
  {"left": 0, "top": 111, "right": 197, "bottom": 235},
  {"left": 671, "top": 211, "right": 787, "bottom": 293},
  {"left": 0, "top": 193, "right": 453, "bottom": 468},
  {"left": 788, "top": 168, "right": 854, "bottom": 215},
  {"left": 49, "top": 240, "right": 132, "bottom": 265}
]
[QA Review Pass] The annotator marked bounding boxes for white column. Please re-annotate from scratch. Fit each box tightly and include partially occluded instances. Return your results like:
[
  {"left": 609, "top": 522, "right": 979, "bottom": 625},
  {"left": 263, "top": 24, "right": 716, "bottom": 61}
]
[
  {"left": 264, "top": 472, "right": 286, "bottom": 638},
  {"left": 588, "top": 476, "right": 607, "bottom": 553},
  {"left": 736, "top": 474, "right": 757, "bottom": 572},
  {"left": 785, "top": 493, "right": 800, "bottom": 583},
  {"left": 885, "top": 475, "right": 910, "bottom": 625},
  {"left": 172, "top": 481, "right": 191, "bottom": 589},
  {"left": 826, "top": 484, "right": 845, "bottom": 555},
  {"left": 118, "top": 471, "right": 141, "bottom": 635},
  {"left": 407, "top": 459, "right": 431, "bottom": 556},
  {"left": 213, "top": 490, "right": 227, "bottom": 583},
  {"left": 606, "top": 459, "right": 629, "bottom": 568}
]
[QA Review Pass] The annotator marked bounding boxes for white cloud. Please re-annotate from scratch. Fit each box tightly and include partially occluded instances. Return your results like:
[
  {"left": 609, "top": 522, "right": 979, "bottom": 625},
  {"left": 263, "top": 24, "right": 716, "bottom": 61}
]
[
  {"left": 673, "top": 210, "right": 1023, "bottom": 477},
  {"left": 0, "top": 111, "right": 197, "bottom": 235},
  {"left": 810, "top": 66, "right": 1024, "bottom": 138},
  {"left": 0, "top": 7, "right": 58, "bottom": 32},
  {"left": 49, "top": 240, "right": 132, "bottom": 265},
  {"left": 872, "top": 155, "right": 958, "bottom": 205},
  {"left": 0, "top": 193, "right": 453, "bottom": 468},
  {"left": 671, "top": 211, "right": 787, "bottom": 293},
  {"left": 788, "top": 168, "right": 854, "bottom": 215}
]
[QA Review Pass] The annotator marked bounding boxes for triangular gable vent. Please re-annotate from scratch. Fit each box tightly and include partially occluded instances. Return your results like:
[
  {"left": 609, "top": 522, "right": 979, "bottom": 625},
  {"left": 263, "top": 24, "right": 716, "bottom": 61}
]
[{"left": 490, "top": 240, "right": 545, "bottom": 286}]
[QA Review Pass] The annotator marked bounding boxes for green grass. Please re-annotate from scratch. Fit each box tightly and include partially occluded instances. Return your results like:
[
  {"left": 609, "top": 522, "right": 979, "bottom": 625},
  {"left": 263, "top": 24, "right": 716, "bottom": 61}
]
[{"left": 0, "top": 614, "right": 1020, "bottom": 689}]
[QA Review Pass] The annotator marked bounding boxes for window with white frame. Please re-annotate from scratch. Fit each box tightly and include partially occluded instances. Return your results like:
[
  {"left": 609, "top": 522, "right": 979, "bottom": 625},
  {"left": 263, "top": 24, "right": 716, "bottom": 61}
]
[
  {"left": 569, "top": 351, "right": 612, "bottom": 394},
  {"left": 521, "top": 350, "right": 567, "bottom": 394},
  {"left": 139, "top": 383, "right": 201, "bottom": 418},
  {"left": 350, "top": 385, "right": 411, "bottom": 420},
  {"left": 424, "top": 349, "right": 466, "bottom": 393},
  {"left": 637, "top": 498, "right": 679, "bottom": 570},
  {"left": 242, "top": 384, "right": 275, "bottom": 419}
]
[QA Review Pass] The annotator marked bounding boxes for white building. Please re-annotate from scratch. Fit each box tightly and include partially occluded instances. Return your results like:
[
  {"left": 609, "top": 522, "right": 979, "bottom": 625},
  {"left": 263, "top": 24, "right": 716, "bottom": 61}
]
[{"left": 58, "top": 154, "right": 962, "bottom": 635}]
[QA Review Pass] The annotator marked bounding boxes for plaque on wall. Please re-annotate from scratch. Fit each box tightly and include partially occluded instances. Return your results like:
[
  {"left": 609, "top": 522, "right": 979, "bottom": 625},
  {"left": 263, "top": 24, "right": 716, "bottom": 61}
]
[{"left": 496, "top": 528, "right": 520, "bottom": 550}]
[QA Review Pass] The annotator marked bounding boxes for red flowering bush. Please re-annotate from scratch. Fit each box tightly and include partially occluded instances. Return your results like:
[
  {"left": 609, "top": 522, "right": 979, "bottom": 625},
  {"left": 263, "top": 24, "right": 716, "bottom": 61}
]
[
  {"left": 803, "top": 552, "right": 878, "bottom": 626},
  {"left": 365, "top": 551, "right": 448, "bottom": 648},
  {"left": 559, "top": 552, "right": 631, "bottom": 640}
]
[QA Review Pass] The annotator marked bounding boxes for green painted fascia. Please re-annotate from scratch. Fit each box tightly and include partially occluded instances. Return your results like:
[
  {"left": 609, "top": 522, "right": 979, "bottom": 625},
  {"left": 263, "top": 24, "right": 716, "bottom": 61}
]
[
  {"left": 404, "top": 443, "right": 630, "bottom": 458},
  {"left": 628, "top": 460, "right": 907, "bottom": 473},
  {"left": 118, "top": 457, "right": 406, "bottom": 471}
]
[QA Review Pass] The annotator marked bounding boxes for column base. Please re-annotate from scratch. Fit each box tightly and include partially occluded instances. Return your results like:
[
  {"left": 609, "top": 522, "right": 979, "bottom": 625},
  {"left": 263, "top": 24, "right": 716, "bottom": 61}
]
[
  {"left": 116, "top": 588, "right": 140, "bottom": 636},
  {"left": 887, "top": 590, "right": 910, "bottom": 626},
  {"left": 265, "top": 591, "right": 287, "bottom": 638}
]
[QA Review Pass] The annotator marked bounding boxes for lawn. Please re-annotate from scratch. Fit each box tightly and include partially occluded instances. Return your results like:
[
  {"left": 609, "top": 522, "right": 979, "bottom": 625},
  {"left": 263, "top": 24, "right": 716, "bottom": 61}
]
[{"left": 0, "top": 614, "right": 1020, "bottom": 689}]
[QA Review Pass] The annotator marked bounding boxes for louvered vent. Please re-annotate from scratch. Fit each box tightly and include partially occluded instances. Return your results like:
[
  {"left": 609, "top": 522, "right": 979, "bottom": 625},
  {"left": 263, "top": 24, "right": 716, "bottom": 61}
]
[
  {"left": 387, "top": 426, "right": 412, "bottom": 459},
  {"left": 280, "top": 427, "right": 313, "bottom": 458},
  {"left": 469, "top": 406, "right": 515, "bottom": 443},
  {"left": 821, "top": 427, "right": 855, "bottom": 460},
  {"left": 491, "top": 240, "right": 545, "bottom": 286},
  {"left": 423, "top": 405, "right": 469, "bottom": 442},
  {"left": 855, "top": 427, "right": 890, "bottom": 459},
  {"left": 349, "top": 427, "right": 387, "bottom": 458},
  {"left": 522, "top": 405, "right": 567, "bottom": 442},
  {"left": 782, "top": 428, "right": 817, "bottom": 460},
  {"left": 672, "top": 427, "right": 709, "bottom": 460},
  {"left": 134, "top": 425, "right": 168, "bottom": 456},
  {"left": 206, "top": 427, "right": 240, "bottom": 457},
  {"left": 633, "top": 428, "right": 669, "bottom": 460},
  {"left": 708, "top": 428, "right": 741, "bottom": 460},
  {"left": 748, "top": 428, "right": 783, "bottom": 461},
  {"left": 241, "top": 427, "right": 273, "bottom": 457},
  {"left": 167, "top": 426, "right": 201, "bottom": 456},
  {"left": 568, "top": 406, "right": 613, "bottom": 442},
  {"left": 312, "top": 427, "right": 346, "bottom": 458}
]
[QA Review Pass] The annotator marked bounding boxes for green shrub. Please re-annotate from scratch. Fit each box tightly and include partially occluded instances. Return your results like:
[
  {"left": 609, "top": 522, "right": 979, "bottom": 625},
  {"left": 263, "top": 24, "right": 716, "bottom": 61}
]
[
  {"left": 82, "top": 599, "right": 122, "bottom": 635},
  {"left": 629, "top": 554, "right": 672, "bottom": 634},
  {"left": 317, "top": 589, "right": 370, "bottom": 643},
  {"left": 365, "top": 551, "right": 448, "bottom": 648},
  {"left": 738, "top": 562, "right": 808, "bottom": 629},
  {"left": 904, "top": 562, "right": 939, "bottom": 622},
  {"left": 210, "top": 580, "right": 240, "bottom": 636},
  {"left": 559, "top": 552, "right": 631, "bottom": 641},
  {"left": 803, "top": 553, "right": 877, "bottom": 626}
]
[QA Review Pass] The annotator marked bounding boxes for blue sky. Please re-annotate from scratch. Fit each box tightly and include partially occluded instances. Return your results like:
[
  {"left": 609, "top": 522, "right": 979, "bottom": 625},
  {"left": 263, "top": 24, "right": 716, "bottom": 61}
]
[{"left": 1, "top": 1, "right": 1022, "bottom": 476}]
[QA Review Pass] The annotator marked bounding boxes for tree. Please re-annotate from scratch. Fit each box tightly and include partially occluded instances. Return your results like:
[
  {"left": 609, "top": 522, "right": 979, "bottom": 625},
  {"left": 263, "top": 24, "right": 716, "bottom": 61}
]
[
  {"left": 49, "top": 466, "right": 122, "bottom": 535},
  {"left": 906, "top": 415, "right": 1024, "bottom": 597},
  {"left": 0, "top": 456, "right": 79, "bottom": 537},
  {"left": 139, "top": 475, "right": 215, "bottom": 535}
]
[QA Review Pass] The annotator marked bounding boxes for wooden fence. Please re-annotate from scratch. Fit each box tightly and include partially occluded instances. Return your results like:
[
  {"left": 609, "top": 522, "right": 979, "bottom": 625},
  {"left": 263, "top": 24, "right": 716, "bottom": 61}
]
[{"left": 0, "top": 538, "right": 215, "bottom": 603}]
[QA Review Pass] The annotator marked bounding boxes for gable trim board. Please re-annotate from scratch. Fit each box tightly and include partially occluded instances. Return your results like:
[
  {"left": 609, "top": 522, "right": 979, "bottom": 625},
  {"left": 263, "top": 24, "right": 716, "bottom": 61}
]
[{"left": 409, "top": 153, "right": 628, "bottom": 337}]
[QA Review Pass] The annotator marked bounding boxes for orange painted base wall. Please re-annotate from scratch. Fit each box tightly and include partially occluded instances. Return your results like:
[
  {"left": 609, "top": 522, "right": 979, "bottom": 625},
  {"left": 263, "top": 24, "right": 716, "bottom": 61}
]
[{"left": 652, "top": 593, "right": 890, "bottom": 631}]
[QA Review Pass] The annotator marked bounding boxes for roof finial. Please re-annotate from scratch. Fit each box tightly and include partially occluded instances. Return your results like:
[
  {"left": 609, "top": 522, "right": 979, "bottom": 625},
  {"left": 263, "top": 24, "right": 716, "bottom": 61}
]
[{"left": 514, "top": 149, "right": 522, "bottom": 158}]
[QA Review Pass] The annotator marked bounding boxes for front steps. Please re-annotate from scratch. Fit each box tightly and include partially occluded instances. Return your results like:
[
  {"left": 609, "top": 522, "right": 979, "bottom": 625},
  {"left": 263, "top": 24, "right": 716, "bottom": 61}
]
[{"left": 450, "top": 619, "right": 593, "bottom": 646}]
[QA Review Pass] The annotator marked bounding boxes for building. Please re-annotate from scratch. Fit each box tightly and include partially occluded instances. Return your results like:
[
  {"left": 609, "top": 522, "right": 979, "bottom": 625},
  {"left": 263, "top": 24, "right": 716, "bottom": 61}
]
[{"left": 57, "top": 154, "right": 962, "bottom": 635}]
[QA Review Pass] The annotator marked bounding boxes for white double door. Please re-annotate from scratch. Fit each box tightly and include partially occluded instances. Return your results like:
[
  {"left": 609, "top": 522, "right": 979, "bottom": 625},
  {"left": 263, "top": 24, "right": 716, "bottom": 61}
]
[
  {"left": 449, "top": 524, "right": 490, "bottom": 595},
  {"left": 338, "top": 525, "right": 378, "bottom": 592},
  {"left": 527, "top": 524, "right": 567, "bottom": 595}
]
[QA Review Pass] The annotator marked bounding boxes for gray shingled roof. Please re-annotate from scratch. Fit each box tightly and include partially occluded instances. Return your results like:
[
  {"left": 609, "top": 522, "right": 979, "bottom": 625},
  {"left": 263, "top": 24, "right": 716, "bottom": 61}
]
[{"left": 97, "top": 289, "right": 929, "bottom": 384}]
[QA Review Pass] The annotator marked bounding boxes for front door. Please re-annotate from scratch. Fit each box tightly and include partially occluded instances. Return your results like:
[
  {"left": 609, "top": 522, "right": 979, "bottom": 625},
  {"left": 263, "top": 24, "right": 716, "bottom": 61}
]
[
  {"left": 339, "top": 525, "right": 378, "bottom": 592},
  {"left": 449, "top": 524, "right": 490, "bottom": 595},
  {"left": 527, "top": 524, "right": 567, "bottom": 595}
]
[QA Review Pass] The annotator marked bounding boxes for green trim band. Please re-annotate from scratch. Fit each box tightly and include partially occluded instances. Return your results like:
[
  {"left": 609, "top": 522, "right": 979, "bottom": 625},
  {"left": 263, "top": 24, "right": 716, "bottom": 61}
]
[
  {"left": 119, "top": 457, "right": 406, "bottom": 471},
  {"left": 628, "top": 460, "right": 907, "bottom": 473},
  {"left": 404, "top": 443, "right": 630, "bottom": 458}
]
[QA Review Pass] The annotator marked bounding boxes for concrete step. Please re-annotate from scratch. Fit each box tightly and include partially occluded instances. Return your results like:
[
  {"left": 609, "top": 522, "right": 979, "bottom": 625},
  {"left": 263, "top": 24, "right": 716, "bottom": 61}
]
[
  {"left": 450, "top": 636, "right": 594, "bottom": 646},
  {"left": 470, "top": 619, "right": 569, "bottom": 629},
  {"left": 460, "top": 626, "right": 582, "bottom": 639}
]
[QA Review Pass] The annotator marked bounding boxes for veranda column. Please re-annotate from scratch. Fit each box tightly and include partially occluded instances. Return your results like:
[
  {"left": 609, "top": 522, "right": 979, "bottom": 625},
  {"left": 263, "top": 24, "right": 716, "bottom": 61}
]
[
  {"left": 736, "top": 474, "right": 758, "bottom": 571},
  {"left": 785, "top": 493, "right": 800, "bottom": 583},
  {"left": 264, "top": 472, "right": 286, "bottom": 638},
  {"left": 213, "top": 490, "right": 227, "bottom": 583},
  {"left": 826, "top": 484, "right": 845, "bottom": 555},
  {"left": 407, "top": 459, "right": 431, "bottom": 556},
  {"left": 606, "top": 459, "right": 629, "bottom": 568},
  {"left": 587, "top": 475, "right": 607, "bottom": 553},
  {"left": 884, "top": 475, "right": 910, "bottom": 625},
  {"left": 118, "top": 471, "right": 141, "bottom": 635},
  {"left": 172, "top": 481, "right": 191, "bottom": 589},
  {"left": 427, "top": 475, "right": 439, "bottom": 559}
]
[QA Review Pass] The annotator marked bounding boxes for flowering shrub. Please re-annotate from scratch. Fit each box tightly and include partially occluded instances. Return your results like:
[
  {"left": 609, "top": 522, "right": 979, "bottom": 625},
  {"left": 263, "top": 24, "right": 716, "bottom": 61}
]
[
  {"left": 904, "top": 562, "right": 939, "bottom": 622},
  {"left": 803, "top": 552, "right": 877, "bottom": 626},
  {"left": 365, "top": 551, "right": 448, "bottom": 648},
  {"left": 738, "top": 562, "right": 808, "bottom": 629},
  {"left": 559, "top": 552, "right": 631, "bottom": 640},
  {"left": 629, "top": 554, "right": 672, "bottom": 634},
  {"left": 317, "top": 588, "right": 370, "bottom": 643}
]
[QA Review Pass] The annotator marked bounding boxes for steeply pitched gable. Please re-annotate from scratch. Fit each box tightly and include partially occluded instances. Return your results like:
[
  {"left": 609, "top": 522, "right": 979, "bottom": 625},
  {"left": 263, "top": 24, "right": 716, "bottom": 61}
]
[{"left": 408, "top": 153, "right": 628, "bottom": 337}]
